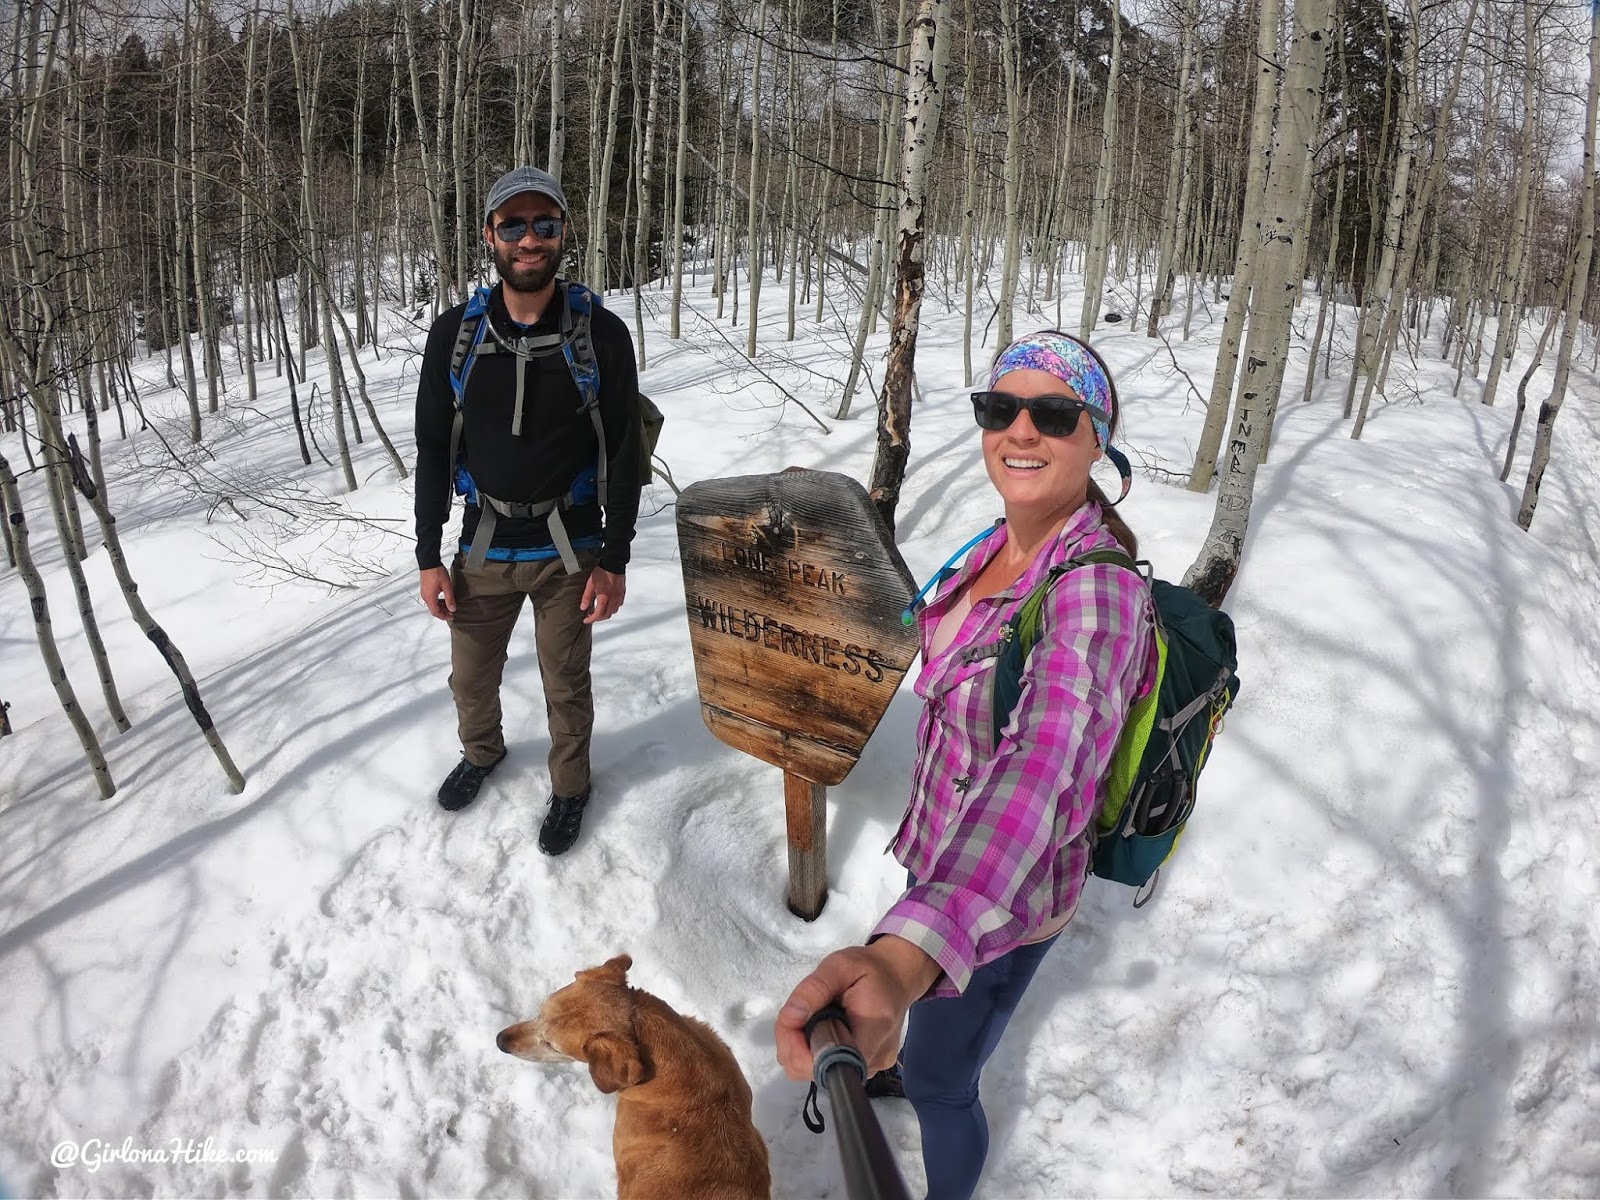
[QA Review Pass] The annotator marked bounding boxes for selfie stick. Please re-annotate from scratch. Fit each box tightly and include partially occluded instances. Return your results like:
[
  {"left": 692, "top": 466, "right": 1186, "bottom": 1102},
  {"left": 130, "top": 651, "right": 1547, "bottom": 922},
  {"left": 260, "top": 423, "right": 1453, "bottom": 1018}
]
[{"left": 804, "top": 1004, "right": 913, "bottom": 1200}]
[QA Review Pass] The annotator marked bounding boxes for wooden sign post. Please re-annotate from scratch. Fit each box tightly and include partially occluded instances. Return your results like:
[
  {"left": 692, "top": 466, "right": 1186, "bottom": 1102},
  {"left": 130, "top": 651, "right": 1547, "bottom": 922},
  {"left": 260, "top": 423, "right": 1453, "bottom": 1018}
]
[{"left": 677, "top": 469, "right": 920, "bottom": 919}]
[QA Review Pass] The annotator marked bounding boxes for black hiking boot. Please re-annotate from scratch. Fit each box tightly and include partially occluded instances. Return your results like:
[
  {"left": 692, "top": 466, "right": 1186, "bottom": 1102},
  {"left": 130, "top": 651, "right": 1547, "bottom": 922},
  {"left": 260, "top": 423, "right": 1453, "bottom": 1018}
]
[
  {"left": 538, "top": 787, "right": 590, "bottom": 856},
  {"left": 437, "top": 752, "right": 505, "bottom": 811},
  {"left": 864, "top": 1064, "right": 906, "bottom": 1099}
]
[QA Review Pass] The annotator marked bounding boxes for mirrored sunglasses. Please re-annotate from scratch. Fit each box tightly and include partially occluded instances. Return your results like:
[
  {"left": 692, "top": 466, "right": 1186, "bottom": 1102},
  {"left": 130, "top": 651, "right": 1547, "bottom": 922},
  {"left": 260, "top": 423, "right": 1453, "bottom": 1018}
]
[
  {"left": 493, "top": 216, "right": 565, "bottom": 242},
  {"left": 970, "top": 390, "right": 1108, "bottom": 440}
]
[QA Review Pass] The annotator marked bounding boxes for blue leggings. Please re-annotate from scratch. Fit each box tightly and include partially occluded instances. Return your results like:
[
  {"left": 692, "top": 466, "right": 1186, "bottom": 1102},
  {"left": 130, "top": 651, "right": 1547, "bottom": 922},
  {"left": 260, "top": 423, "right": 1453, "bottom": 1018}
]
[{"left": 900, "top": 935, "right": 1059, "bottom": 1200}]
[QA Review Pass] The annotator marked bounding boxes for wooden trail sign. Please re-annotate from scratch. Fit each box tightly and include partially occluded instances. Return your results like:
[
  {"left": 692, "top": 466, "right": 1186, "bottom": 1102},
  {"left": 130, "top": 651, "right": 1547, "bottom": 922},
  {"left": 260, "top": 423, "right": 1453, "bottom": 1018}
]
[{"left": 677, "top": 469, "right": 920, "bottom": 918}]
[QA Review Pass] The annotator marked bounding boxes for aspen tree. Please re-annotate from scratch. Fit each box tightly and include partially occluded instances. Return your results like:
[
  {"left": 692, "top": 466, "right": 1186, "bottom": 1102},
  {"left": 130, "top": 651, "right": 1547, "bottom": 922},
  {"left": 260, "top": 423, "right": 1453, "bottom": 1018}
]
[
  {"left": 549, "top": 0, "right": 566, "bottom": 178},
  {"left": 1149, "top": 0, "right": 1199, "bottom": 338},
  {"left": 837, "top": 0, "right": 908, "bottom": 419},
  {"left": 1189, "top": 0, "right": 1283, "bottom": 492},
  {"left": 813, "top": 0, "right": 844, "bottom": 328},
  {"left": 401, "top": 0, "right": 453, "bottom": 307},
  {"left": 1046, "top": 55, "right": 1080, "bottom": 330},
  {"left": 959, "top": 0, "right": 978, "bottom": 382},
  {"left": 287, "top": 0, "right": 357, "bottom": 491},
  {"left": 996, "top": 0, "right": 1022, "bottom": 349},
  {"left": 239, "top": 10, "right": 260, "bottom": 407},
  {"left": 591, "top": 0, "right": 633, "bottom": 291},
  {"left": 1080, "top": 0, "right": 1123, "bottom": 338},
  {"left": 169, "top": 123, "right": 203, "bottom": 443},
  {"left": 1348, "top": 0, "right": 1418, "bottom": 437},
  {"left": 1355, "top": 0, "right": 1479, "bottom": 425},
  {"left": 1301, "top": 147, "right": 1345, "bottom": 401},
  {"left": 351, "top": 6, "right": 372, "bottom": 348},
  {"left": 1518, "top": 2, "right": 1598, "bottom": 531},
  {"left": 0, "top": 452, "right": 114, "bottom": 798},
  {"left": 447, "top": 0, "right": 479, "bottom": 298},
  {"left": 185, "top": 0, "right": 220, "bottom": 416},
  {"left": 670, "top": 0, "right": 691, "bottom": 337},
  {"left": 1186, "top": 0, "right": 1332, "bottom": 605},
  {"left": 745, "top": 0, "right": 768, "bottom": 358},
  {"left": 784, "top": 2, "right": 801, "bottom": 342},
  {"left": 1480, "top": 1, "right": 1541, "bottom": 409},
  {"left": 1500, "top": 283, "right": 1565, "bottom": 485},
  {"left": 1449, "top": 26, "right": 1503, "bottom": 394},
  {"left": 2, "top": 182, "right": 130, "bottom": 737},
  {"left": 634, "top": 0, "right": 664, "bottom": 368},
  {"left": 713, "top": 8, "right": 732, "bottom": 317},
  {"left": 870, "top": 0, "right": 949, "bottom": 532}
]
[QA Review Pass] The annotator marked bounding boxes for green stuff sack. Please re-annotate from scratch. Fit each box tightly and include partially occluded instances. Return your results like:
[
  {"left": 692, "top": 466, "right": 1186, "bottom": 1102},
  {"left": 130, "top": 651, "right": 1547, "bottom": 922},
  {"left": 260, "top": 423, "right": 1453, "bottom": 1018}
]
[{"left": 638, "top": 393, "right": 665, "bottom": 485}]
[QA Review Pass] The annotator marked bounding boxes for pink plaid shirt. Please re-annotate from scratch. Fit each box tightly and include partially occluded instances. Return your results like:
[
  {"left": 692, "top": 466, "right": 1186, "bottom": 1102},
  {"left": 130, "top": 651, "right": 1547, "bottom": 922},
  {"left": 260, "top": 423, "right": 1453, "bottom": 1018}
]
[{"left": 871, "top": 503, "right": 1157, "bottom": 995}]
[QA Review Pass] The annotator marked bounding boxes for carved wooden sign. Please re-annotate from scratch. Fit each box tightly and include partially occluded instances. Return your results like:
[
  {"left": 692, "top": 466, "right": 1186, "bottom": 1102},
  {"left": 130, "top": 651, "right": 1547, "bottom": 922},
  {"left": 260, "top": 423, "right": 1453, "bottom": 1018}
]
[
  {"left": 676, "top": 469, "right": 920, "bottom": 786},
  {"left": 677, "top": 469, "right": 921, "bottom": 919}
]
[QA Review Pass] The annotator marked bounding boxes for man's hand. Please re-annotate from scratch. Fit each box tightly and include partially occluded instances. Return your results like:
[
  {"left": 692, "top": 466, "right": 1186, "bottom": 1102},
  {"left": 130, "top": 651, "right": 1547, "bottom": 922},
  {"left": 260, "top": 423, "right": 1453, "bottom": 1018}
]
[
  {"left": 420, "top": 566, "right": 456, "bottom": 621},
  {"left": 773, "top": 936, "right": 941, "bottom": 1081},
  {"left": 581, "top": 566, "right": 626, "bottom": 625}
]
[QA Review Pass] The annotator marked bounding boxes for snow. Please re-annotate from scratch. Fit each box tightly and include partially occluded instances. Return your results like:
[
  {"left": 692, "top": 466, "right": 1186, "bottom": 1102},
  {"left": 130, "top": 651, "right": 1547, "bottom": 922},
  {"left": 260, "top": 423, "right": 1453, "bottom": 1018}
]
[{"left": 3, "top": 266, "right": 1598, "bottom": 1199}]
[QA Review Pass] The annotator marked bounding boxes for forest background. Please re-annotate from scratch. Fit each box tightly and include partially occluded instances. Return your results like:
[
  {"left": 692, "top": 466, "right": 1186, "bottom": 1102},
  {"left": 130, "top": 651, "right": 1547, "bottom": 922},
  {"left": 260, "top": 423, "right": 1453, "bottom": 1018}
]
[{"left": 7, "top": 0, "right": 1598, "bottom": 660}]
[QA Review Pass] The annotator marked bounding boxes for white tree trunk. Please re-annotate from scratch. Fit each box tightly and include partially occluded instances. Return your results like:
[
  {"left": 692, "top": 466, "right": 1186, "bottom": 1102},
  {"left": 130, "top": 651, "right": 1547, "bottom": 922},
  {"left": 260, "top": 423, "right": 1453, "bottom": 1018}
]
[
  {"left": 0, "top": 451, "right": 114, "bottom": 797},
  {"left": 996, "top": 0, "right": 1023, "bottom": 350},
  {"left": 1188, "top": 0, "right": 1283, "bottom": 491},
  {"left": 1148, "top": 0, "right": 1197, "bottom": 338},
  {"left": 669, "top": 0, "right": 690, "bottom": 337},
  {"left": 1518, "top": 4, "right": 1598, "bottom": 530},
  {"left": 548, "top": 0, "right": 565, "bottom": 178},
  {"left": 744, "top": 0, "right": 767, "bottom": 358},
  {"left": 1480, "top": 1, "right": 1541, "bottom": 408},
  {"left": 869, "top": 0, "right": 949, "bottom": 532},
  {"left": 1185, "top": 0, "right": 1332, "bottom": 605},
  {"left": 1079, "top": 0, "right": 1123, "bottom": 339}
]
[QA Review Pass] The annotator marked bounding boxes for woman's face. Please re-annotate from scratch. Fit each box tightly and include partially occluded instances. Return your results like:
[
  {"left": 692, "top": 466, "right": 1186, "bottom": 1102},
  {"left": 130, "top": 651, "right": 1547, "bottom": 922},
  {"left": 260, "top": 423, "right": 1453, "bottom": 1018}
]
[{"left": 982, "top": 367, "right": 1104, "bottom": 525}]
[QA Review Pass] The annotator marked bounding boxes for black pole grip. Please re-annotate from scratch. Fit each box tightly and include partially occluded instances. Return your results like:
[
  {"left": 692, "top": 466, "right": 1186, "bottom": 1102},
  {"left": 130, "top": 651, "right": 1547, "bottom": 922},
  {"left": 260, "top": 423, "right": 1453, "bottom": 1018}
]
[{"left": 802, "top": 1005, "right": 913, "bottom": 1200}]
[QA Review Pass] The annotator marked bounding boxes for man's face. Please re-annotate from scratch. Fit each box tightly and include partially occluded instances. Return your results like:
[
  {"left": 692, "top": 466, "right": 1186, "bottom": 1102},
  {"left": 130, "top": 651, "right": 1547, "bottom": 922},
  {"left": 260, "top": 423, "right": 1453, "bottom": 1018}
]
[{"left": 485, "top": 192, "right": 565, "bottom": 295}]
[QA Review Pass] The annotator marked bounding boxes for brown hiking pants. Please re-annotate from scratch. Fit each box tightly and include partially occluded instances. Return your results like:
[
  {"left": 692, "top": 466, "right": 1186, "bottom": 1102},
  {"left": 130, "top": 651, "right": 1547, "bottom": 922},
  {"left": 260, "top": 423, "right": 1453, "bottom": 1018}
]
[{"left": 448, "top": 551, "right": 596, "bottom": 796}]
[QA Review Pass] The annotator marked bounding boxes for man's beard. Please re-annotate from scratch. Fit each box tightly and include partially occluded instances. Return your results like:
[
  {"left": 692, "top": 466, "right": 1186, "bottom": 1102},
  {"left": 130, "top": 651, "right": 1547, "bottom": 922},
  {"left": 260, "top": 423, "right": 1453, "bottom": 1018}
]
[{"left": 494, "top": 240, "right": 561, "bottom": 295}]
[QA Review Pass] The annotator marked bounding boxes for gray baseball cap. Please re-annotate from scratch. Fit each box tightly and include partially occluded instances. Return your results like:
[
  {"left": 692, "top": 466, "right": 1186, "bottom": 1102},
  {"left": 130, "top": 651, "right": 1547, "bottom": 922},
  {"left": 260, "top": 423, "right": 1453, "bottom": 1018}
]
[{"left": 483, "top": 166, "right": 568, "bottom": 222}]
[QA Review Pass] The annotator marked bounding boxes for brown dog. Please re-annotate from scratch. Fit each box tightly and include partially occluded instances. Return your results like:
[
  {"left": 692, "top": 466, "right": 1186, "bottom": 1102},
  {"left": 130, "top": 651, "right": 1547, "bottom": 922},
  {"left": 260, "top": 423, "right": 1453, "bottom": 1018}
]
[{"left": 497, "top": 954, "right": 772, "bottom": 1200}]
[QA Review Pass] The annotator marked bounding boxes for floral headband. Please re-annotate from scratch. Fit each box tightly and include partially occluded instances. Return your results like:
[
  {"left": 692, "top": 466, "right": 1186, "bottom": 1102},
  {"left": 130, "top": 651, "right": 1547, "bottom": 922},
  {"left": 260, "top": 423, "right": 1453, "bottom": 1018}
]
[
  {"left": 989, "top": 331, "right": 1117, "bottom": 448},
  {"left": 989, "top": 331, "right": 1131, "bottom": 504}
]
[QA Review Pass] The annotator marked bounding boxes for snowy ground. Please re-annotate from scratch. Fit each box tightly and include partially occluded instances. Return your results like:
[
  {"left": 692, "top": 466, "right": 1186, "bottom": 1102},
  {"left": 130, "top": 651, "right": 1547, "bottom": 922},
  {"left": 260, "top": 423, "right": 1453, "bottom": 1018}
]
[{"left": 2, "top": 264, "right": 1598, "bottom": 1200}]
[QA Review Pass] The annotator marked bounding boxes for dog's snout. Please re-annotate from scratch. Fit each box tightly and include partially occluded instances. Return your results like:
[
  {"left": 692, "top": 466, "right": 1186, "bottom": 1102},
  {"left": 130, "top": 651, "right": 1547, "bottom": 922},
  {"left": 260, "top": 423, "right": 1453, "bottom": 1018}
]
[{"left": 496, "top": 1029, "right": 512, "bottom": 1054}]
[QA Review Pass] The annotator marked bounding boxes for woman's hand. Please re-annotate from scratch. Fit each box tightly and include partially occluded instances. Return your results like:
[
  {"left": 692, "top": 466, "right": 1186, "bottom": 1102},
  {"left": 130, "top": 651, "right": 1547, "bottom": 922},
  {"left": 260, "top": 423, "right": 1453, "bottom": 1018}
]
[{"left": 774, "top": 936, "right": 942, "bottom": 1080}]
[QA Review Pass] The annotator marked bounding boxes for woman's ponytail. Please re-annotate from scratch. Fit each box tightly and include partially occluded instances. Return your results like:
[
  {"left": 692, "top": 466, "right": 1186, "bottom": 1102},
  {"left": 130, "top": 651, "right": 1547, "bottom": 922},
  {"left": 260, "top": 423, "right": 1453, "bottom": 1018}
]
[{"left": 1088, "top": 479, "right": 1138, "bottom": 557}]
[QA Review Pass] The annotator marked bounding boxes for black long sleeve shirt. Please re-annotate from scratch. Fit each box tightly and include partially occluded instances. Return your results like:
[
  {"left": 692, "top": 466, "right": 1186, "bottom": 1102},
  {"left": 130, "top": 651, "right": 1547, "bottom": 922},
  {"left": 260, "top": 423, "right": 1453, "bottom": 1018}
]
[{"left": 413, "top": 282, "right": 643, "bottom": 574}]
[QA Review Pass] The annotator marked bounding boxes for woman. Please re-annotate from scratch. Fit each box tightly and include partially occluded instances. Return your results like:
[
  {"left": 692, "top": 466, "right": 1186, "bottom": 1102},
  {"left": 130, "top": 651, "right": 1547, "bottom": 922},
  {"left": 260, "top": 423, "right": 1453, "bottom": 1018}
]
[{"left": 774, "top": 331, "right": 1158, "bottom": 1200}]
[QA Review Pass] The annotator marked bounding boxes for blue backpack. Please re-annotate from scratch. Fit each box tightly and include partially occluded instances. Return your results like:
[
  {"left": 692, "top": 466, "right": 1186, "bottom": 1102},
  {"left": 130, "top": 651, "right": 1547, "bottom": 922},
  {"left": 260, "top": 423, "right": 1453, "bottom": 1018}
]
[{"left": 445, "top": 282, "right": 663, "bottom": 571}]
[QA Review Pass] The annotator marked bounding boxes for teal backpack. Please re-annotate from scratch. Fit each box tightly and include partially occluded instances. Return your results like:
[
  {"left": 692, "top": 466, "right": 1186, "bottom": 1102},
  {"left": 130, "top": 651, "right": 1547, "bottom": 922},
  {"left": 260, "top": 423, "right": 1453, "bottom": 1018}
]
[{"left": 994, "top": 548, "right": 1240, "bottom": 903}]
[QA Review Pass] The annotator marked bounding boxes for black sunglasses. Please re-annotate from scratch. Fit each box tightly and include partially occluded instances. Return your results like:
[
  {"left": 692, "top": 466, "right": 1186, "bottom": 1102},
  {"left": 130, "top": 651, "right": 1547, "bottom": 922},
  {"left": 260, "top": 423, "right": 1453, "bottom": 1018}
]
[
  {"left": 493, "top": 216, "right": 564, "bottom": 242},
  {"left": 971, "top": 390, "right": 1107, "bottom": 440}
]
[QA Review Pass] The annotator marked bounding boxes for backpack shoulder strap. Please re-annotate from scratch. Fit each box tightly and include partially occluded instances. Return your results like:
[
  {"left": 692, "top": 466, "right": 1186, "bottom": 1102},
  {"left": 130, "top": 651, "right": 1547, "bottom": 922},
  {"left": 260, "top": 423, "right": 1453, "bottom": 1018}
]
[
  {"left": 995, "top": 546, "right": 1150, "bottom": 743},
  {"left": 559, "top": 282, "right": 610, "bottom": 507},
  {"left": 449, "top": 286, "right": 495, "bottom": 407},
  {"left": 1014, "top": 548, "right": 1144, "bottom": 649},
  {"left": 444, "top": 287, "right": 494, "bottom": 507}
]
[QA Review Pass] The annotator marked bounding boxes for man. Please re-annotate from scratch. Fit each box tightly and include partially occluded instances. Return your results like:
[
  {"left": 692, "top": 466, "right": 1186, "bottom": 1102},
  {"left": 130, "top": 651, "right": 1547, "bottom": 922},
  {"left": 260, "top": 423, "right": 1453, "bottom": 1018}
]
[{"left": 414, "top": 166, "right": 642, "bottom": 855}]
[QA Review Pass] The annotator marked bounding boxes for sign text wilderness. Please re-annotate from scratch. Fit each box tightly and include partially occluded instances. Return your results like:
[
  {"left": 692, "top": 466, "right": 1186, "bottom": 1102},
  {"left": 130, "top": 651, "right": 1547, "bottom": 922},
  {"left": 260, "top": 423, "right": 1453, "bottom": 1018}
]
[
  {"left": 675, "top": 469, "right": 919, "bottom": 787},
  {"left": 690, "top": 539, "right": 893, "bottom": 683}
]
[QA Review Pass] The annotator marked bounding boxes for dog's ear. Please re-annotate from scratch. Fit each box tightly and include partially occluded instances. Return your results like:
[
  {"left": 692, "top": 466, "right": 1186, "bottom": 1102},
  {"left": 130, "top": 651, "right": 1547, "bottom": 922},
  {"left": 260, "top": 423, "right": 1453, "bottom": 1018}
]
[
  {"left": 583, "top": 1032, "right": 652, "bottom": 1093},
  {"left": 576, "top": 954, "right": 633, "bottom": 987}
]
